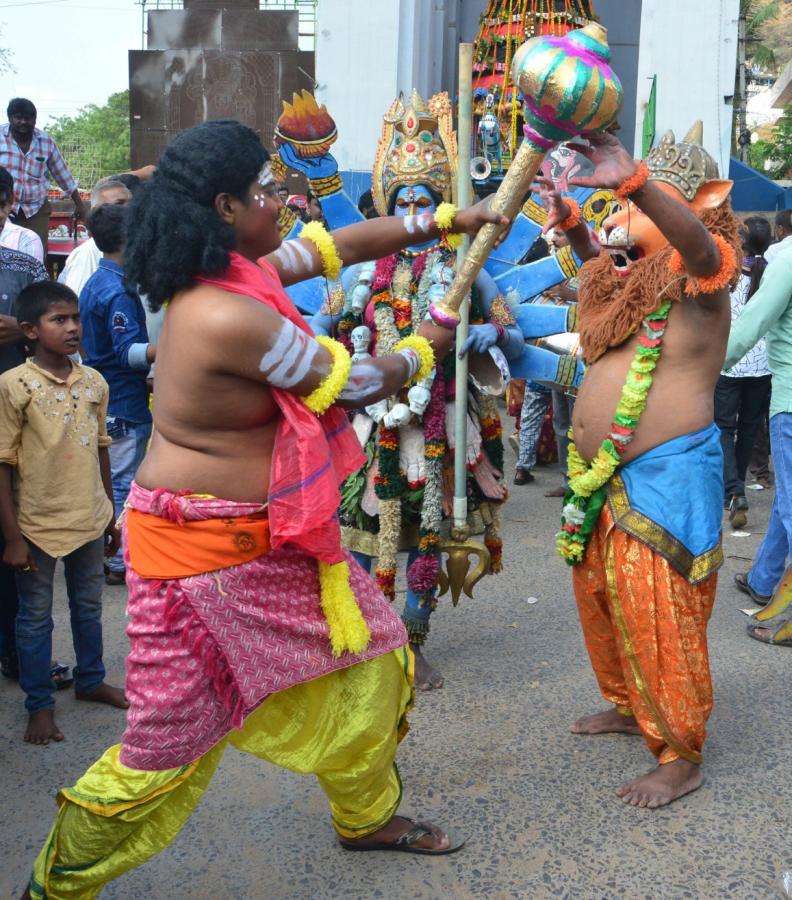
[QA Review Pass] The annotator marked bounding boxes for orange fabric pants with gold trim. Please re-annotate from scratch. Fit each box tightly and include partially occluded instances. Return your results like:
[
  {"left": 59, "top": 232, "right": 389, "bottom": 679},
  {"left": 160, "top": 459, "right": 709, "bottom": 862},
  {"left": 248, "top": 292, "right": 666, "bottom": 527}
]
[{"left": 572, "top": 504, "right": 717, "bottom": 765}]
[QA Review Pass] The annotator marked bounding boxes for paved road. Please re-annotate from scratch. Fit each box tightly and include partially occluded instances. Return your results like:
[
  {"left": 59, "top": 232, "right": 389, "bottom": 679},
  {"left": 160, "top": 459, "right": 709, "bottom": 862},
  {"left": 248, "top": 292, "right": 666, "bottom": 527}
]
[{"left": 2, "top": 444, "right": 791, "bottom": 899}]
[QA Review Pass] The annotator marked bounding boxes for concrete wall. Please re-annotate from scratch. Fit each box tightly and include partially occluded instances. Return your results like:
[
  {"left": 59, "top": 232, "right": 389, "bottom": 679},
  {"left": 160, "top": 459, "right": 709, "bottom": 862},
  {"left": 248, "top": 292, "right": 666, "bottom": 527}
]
[
  {"left": 633, "top": 0, "right": 739, "bottom": 175},
  {"left": 315, "top": 0, "right": 463, "bottom": 178}
]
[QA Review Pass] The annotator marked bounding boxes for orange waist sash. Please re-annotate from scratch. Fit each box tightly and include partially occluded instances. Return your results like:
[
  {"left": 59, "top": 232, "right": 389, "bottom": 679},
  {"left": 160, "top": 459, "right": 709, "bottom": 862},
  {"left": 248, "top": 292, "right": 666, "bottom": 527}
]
[{"left": 126, "top": 508, "right": 271, "bottom": 580}]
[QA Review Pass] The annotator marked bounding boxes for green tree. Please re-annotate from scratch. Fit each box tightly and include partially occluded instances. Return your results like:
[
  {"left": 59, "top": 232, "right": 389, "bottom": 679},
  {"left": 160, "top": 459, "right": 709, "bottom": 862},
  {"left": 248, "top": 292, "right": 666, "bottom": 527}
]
[
  {"left": 735, "top": 1, "right": 779, "bottom": 157},
  {"left": 46, "top": 91, "right": 130, "bottom": 190},
  {"left": 742, "top": 0, "right": 779, "bottom": 69},
  {"left": 761, "top": 106, "right": 792, "bottom": 178}
]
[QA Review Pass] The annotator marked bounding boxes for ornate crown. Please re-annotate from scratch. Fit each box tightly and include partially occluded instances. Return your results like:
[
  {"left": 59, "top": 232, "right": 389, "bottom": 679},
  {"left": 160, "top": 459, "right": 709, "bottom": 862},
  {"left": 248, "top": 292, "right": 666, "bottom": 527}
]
[
  {"left": 371, "top": 90, "right": 458, "bottom": 217},
  {"left": 646, "top": 121, "right": 720, "bottom": 202}
]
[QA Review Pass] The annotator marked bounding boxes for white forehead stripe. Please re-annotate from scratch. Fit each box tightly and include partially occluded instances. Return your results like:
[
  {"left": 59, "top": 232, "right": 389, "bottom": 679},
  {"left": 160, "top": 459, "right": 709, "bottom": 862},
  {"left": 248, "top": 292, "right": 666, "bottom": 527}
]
[{"left": 259, "top": 319, "right": 321, "bottom": 389}]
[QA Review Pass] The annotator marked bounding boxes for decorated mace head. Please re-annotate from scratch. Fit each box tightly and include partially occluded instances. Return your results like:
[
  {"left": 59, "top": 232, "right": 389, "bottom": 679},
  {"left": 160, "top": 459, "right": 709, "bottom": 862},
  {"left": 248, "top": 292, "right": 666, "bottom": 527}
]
[{"left": 511, "top": 22, "right": 623, "bottom": 151}]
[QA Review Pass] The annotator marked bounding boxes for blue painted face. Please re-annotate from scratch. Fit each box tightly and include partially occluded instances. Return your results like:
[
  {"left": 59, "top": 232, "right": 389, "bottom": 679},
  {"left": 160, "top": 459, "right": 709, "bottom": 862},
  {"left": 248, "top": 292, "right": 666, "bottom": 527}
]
[{"left": 393, "top": 184, "right": 438, "bottom": 253}]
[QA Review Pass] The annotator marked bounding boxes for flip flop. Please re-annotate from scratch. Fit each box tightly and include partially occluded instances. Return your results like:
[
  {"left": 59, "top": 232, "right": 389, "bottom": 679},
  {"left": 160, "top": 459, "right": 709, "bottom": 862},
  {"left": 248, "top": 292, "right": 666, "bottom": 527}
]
[
  {"left": 51, "top": 662, "right": 74, "bottom": 690},
  {"left": 339, "top": 818, "right": 466, "bottom": 856},
  {"left": 734, "top": 573, "right": 771, "bottom": 606},
  {"left": 746, "top": 623, "right": 792, "bottom": 647}
]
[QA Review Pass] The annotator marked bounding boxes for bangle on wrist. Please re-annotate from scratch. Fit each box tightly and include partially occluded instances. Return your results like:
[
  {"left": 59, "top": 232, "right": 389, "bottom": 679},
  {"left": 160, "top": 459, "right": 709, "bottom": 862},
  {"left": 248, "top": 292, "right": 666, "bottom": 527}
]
[
  {"left": 300, "top": 222, "right": 343, "bottom": 281},
  {"left": 302, "top": 336, "right": 351, "bottom": 414},
  {"left": 614, "top": 161, "right": 649, "bottom": 201},
  {"left": 555, "top": 197, "right": 582, "bottom": 232},
  {"left": 434, "top": 202, "right": 464, "bottom": 250},
  {"left": 397, "top": 347, "right": 420, "bottom": 380},
  {"left": 393, "top": 335, "right": 435, "bottom": 384}
]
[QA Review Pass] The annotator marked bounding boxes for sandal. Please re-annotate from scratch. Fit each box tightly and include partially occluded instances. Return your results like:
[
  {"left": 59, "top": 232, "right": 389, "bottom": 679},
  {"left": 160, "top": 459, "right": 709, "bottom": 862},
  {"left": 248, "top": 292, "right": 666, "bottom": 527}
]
[
  {"left": 734, "top": 573, "right": 771, "bottom": 607},
  {"left": 1, "top": 651, "right": 19, "bottom": 680},
  {"left": 339, "top": 817, "right": 466, "bottom": 856},
  {"left": 513, "top": 469, "right": 534, "bottom": 486},
  {"left": 51, "top": 662, "right": 74, "bottom": 690},
  {"left": 746, "top": 622, "right": 792, "bottom": 647}
]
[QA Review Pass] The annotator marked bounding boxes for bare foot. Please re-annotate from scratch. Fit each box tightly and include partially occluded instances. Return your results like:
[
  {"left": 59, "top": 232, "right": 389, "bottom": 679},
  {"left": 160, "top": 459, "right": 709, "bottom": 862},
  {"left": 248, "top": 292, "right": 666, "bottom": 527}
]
[
  {"left": 24, "top": 709, "right": 64, "bottom": 745},
  {"left": 616, "top": 759, "right": 703, "bottom": 808},
  {"left": 570, "top": 708, "right": 642, "bottom": 735},
  {"left": 75, "top": 682, "right": 128, "bottom": 709},
  {"left": 544, "top": 485, "right": 566, "bottom": 498},
  {"left": 411, "top": 643, "right": 444, "bottom": 691},
  {"left": 340, "top": 815, "right": 462, "bottom": 853}
]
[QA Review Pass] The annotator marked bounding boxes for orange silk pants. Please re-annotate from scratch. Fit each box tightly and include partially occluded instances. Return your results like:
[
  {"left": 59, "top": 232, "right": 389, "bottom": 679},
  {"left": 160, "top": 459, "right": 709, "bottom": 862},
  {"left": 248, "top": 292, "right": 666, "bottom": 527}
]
[{"left": 572, "top": 504, "right": 717, "bottom": 765}]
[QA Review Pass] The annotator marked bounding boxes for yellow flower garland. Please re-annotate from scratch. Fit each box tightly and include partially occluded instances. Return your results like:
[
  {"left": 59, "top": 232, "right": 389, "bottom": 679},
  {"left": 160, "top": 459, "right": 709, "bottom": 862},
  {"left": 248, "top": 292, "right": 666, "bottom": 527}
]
[
  {"left": 393, "top": 334, "right": 435, "bottom": 384},
  {"left": 434, "top": 202, "right": 464, "bottom": 249},
  {"left": 567, "top": 443, "right": 619, "bottom": 498},
  {"left": 302, "top": 335, "right": 352, "bottom": 415},
  {"left": 301, "top": 221, "right": 343, "bottom": 281},
  {"left": 317, "top": 560, "right": 371, "bottom": 656}
]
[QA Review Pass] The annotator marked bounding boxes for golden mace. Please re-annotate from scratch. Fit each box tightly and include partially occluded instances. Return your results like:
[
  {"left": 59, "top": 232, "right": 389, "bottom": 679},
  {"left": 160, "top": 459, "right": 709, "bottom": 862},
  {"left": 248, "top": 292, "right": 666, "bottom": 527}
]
[
  {"left": 436, "top": 23, "right": 623, "bottom": 605},
  {"left": 430, "top": 22, "right": 623, "bottom": 330}
]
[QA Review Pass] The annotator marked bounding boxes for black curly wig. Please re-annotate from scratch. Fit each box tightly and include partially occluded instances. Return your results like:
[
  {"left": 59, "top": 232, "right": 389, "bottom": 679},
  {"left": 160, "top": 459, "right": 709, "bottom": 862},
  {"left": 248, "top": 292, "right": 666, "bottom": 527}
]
[{"left": 124, "top": 120, "right": 270, "bottom": 312}]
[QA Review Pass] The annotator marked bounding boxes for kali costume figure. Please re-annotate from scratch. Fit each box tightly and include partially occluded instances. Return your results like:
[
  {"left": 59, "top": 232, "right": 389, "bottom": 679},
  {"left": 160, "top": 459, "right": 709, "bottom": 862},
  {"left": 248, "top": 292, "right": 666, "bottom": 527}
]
[
  {"left": 312, "top": 92, "right": 524, "bottom": 692},
  {"left": 21, "top": 121, "right": 513, "bottom": 898},
  {"left": 534, "top": 124, "right": 740, "bottom": 809}
]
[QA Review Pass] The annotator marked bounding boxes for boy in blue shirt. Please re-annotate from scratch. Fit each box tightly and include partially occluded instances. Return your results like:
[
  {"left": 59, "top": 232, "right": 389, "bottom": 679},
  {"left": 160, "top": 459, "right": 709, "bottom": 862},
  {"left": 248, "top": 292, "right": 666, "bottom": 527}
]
[{"left": 79, "top": 203, "right": 156, "bottom": 585}]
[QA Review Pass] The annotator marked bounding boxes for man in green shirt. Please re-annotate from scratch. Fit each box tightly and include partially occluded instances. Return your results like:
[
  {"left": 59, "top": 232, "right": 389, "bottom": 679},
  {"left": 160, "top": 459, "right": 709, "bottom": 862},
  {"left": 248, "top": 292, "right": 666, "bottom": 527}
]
[{"left": 725, "top": 242, "right": 792, "bottom": 645}]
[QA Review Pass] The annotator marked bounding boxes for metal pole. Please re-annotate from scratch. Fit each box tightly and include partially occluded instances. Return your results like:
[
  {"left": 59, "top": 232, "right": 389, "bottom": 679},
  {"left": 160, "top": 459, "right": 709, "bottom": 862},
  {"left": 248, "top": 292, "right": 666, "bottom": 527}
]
[{"left": 453, "top": 42, "right": 473, "bottom": 530}]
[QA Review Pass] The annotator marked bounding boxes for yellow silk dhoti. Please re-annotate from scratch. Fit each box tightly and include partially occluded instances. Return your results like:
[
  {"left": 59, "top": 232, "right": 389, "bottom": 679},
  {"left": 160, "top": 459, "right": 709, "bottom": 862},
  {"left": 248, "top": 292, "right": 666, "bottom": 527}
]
[
  {"left": 572, "top": 504, "right": 717, "bottom": 765},
  {"left": 29, "top": 647, "right": 413, "bottom": 900}
]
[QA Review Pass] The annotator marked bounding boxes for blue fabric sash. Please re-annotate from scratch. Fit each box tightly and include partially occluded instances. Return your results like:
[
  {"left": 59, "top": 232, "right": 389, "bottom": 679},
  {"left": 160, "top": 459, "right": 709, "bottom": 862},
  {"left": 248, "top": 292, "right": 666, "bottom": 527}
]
[{"left": 607, "top": 424, "right": 724, "bottom": 583}]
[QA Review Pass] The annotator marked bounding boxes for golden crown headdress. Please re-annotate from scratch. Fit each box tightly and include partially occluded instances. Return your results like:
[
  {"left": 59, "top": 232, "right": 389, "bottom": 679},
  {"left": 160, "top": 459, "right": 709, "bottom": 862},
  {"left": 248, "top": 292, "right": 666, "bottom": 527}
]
[
  {"left": 646, "top": 121, "right": 720, "bottom": 202},
  {"left": 371, "top": 90, "right": 458, "bottom": 217}
]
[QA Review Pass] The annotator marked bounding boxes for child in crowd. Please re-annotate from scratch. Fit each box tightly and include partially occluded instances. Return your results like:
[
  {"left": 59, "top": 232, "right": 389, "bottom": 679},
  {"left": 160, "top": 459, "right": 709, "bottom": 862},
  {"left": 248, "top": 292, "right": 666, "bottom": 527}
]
[{"left": 0, "top": 281, "right": 127, "bottom": 744}]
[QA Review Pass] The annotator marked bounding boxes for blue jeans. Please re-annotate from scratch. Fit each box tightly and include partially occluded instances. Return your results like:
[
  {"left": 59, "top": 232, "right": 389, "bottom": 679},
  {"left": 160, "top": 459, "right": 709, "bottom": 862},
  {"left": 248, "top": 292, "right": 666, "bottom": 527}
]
[
  {"left": 0, "top": 533, "right": 19, "bottom": 660},
  {"left": 749, "top": 412, "right": 792, "bottom": 596},
  {"left": 352, "top": 548, "right": 436, "bottom": 640},
  {"left": 15, "top": 537, "right": 106, "bottom": 713},
  {"left": 107, "top": 418, "right": 151, "bottom": 573}
]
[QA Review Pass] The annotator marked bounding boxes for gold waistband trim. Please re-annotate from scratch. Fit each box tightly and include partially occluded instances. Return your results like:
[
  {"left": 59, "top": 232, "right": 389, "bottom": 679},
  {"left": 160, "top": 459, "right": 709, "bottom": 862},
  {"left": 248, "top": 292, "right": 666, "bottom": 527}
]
[{"left": 607, "top": 474, "right": 722, "bottom": 585}]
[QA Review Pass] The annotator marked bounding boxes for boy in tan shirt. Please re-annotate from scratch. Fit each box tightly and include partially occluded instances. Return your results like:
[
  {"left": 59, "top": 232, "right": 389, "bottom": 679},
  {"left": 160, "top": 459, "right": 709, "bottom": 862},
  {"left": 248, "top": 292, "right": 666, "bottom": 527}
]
[{"left": 0, "top": 281, "right": 127, "bottom": 744}]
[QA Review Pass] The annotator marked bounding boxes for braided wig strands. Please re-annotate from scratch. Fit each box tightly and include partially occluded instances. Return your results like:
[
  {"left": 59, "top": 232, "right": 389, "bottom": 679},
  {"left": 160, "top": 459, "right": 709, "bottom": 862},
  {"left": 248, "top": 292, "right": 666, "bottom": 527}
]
[
  {"left": 576, "top": 204, "right": 741, "bottom": 364},
  {"left": 125, "top": 120, "right": 270, "bottom": 311}
]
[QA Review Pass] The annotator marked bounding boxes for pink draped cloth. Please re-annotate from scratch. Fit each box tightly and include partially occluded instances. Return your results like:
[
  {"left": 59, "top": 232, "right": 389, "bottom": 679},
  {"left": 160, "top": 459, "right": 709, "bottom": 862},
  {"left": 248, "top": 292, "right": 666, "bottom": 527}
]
[
  {"left": 120, "top": 483, "right": 406, "bottom": 771},
  {"left": 196, "top": 252, "right": 365, "bottom": 566}
]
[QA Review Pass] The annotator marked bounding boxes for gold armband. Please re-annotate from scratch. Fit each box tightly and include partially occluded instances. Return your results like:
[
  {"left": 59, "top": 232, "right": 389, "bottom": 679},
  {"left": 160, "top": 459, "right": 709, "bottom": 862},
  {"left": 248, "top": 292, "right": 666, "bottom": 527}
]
[{"left": 309, "top": 172, "right": 343, "bottom": 197}]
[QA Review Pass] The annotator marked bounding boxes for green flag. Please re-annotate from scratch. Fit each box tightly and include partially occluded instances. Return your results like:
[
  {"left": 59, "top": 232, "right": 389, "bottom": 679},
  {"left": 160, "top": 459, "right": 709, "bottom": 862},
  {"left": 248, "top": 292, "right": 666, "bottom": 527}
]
[{"left": 642, "top": 76, "right": 657, "bottom": 157}]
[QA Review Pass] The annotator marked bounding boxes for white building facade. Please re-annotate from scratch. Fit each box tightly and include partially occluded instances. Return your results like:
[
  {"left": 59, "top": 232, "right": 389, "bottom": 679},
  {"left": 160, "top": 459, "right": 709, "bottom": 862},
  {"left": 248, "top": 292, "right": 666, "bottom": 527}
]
[{"left": 315, "top": 0, "right": 740, "bottom": 188}]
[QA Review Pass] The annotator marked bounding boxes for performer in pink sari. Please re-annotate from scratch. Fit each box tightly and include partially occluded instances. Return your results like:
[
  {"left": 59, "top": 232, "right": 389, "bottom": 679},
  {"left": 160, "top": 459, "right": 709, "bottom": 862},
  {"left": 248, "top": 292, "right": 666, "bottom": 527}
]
[{"left": 22, "top": 120, "right": 509, "bottom": 898}]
